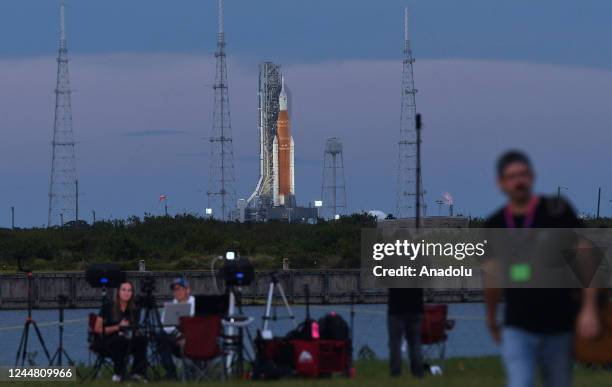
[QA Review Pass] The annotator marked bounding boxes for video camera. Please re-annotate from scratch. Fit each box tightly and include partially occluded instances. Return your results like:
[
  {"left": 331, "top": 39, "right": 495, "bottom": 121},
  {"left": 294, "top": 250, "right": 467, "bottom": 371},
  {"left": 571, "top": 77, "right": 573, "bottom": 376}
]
[
  {"left": 221, "top": 252, "right": 254, "bottom": 287},
  {"left": 85, "top": 264, "right": 126, "bottom": 288},
  {"left": 140, "top": 276, "right": 156, "bottom": 295}
]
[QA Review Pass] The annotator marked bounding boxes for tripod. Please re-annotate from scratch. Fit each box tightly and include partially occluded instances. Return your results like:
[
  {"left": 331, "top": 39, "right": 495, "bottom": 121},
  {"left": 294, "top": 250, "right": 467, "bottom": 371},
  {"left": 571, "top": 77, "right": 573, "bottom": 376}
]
[
  {"left": 222, "top": 287, "right": 254, "bottom": 378},
  {"left": 49, "top": 295, "right": 77, "bottom": 367},
  {"left": 139, "top": 289, "right": 166, "bottom": 381},
  {"left": 262, "top": 272, "right": 296, "bottom": 336},
  {"left": 15, "top": 266, "right": 51, "bottom": 366}
]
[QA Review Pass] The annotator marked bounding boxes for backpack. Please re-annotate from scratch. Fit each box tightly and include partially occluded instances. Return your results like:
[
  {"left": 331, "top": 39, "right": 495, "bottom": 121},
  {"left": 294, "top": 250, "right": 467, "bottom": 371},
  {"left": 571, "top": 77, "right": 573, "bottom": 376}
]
[
  {"left": 318, "top": 312, "right": 349, "bottom": 341},
  {"left": 286, "top": 319, "right": 319, "bottom": 340}
]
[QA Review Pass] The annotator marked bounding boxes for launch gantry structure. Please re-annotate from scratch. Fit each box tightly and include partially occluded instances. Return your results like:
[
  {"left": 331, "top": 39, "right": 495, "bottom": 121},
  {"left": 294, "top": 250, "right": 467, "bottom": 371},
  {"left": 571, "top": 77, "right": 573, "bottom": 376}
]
[{"left": 248, "top": 62, "right": 283, "bottom": 215}]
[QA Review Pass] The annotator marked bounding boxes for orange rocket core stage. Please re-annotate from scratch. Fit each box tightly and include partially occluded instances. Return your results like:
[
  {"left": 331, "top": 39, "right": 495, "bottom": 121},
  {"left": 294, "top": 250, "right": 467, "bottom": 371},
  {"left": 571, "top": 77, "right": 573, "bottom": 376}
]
[{"left": 276, "top": 110, "right": 291, "bottom": 196}]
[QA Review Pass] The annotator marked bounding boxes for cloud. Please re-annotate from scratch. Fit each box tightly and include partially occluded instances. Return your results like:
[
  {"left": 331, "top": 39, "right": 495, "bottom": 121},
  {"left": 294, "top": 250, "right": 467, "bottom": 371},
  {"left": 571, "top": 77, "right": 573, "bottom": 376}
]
[{"left": 1, "top": 53, "right": 612, "bottom": 226}]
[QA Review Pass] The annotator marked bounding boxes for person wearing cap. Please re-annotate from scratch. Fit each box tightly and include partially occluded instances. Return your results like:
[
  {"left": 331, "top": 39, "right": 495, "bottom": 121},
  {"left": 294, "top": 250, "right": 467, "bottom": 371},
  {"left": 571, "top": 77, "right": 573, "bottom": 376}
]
[
  {"left": 157, "top": 277, "right": 195, "bottom": 380},
  {"left": 163, "top": 277, "right": 196, "bottom": 334}
]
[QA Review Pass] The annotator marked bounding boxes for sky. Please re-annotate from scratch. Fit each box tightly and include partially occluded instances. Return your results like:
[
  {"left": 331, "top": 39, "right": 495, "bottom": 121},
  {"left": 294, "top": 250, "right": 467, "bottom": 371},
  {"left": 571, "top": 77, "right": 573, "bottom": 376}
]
[{"left": 1, "top": 0, "right": 612, "bottom": 227}]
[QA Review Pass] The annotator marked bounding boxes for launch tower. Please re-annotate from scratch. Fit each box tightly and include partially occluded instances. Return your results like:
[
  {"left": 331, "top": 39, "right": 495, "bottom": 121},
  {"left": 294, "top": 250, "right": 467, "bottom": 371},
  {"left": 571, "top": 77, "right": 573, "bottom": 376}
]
[{"left": 247, "top": 62, "right": 282, "bottom": 213}]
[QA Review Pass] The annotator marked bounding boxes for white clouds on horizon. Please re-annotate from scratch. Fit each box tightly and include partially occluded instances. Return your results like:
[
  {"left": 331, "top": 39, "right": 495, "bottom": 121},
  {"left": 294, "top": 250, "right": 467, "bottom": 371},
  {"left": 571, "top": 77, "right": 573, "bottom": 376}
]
[{"left": 1, "top": 53, "right": 612, "bottom": 225}]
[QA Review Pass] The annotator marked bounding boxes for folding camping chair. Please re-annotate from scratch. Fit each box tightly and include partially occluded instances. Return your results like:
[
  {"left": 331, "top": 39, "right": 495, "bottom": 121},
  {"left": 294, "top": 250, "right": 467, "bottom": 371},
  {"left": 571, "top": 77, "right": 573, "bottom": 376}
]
[
  {"left": 81, "top": 313, "right": 113, "bottom": 381},
  {"left": 179, "top": 315, "right": 226, "bottom": 381},
  {"left": 420, "top": 304, "right": 455, "bottom": 368}
]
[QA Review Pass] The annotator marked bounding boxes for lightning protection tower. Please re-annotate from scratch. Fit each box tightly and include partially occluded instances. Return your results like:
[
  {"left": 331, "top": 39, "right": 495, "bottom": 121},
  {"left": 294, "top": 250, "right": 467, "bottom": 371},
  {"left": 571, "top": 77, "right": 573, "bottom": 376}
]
[
  {"left": 396, "top": 8, "right": 425, "bottom": 219},
  {"left": 207, "top": 0, "right": 236, "bottom": 221},
  {"left": 48, "top": 0, "right": 78, "bottom": 227},
  {"left": 321, "top": 138, "right": 347, "bottom": 219}
]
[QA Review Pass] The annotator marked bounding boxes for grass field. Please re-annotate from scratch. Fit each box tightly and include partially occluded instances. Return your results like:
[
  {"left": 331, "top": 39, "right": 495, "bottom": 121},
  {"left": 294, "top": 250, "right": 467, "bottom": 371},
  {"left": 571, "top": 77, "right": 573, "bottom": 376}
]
[{"left": 9, "top": 357, "right": 611, "bottom": 386}]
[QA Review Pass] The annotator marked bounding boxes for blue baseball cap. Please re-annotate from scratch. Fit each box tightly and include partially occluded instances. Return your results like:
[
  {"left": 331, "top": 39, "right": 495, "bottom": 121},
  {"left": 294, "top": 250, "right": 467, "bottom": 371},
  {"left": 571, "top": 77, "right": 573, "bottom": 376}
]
[{"left": 170, "top": 277, "right": 189, "bottom": 290}]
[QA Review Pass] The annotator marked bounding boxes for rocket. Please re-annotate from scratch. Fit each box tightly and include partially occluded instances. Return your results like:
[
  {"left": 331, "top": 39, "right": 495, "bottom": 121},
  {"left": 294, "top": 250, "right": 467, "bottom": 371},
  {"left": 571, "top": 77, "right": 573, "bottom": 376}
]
[{"left": 272, "top": 77, "right": 295, "bottom": 207}]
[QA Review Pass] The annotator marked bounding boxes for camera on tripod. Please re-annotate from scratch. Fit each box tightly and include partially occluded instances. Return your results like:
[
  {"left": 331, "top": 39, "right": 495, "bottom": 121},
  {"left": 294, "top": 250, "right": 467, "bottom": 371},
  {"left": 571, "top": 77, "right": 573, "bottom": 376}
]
[
  {"left": 136, "top": 275, "right": 158, "bottom": 309},
  {"left": 221, "top": 251, "right": 254, "bottom": 287},
  {"left": 85, "top": 264, "right": 126, "bottom": 289},
  {"left": 140, "top": 276, "right": 156, "bottom": 295}
]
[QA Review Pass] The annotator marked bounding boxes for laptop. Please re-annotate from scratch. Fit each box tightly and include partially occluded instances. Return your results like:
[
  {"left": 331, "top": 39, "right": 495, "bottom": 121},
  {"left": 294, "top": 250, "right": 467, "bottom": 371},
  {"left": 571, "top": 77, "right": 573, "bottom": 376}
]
[{"left": 162, "top": 302, "right": 192, "bottom": 326}]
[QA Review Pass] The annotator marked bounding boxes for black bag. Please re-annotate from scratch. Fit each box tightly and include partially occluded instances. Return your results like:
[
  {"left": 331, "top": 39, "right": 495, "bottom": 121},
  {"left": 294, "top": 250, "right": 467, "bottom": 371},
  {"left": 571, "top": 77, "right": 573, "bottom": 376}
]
[
  {"left": 318, "top": 312, "right": 349, "bottom": 341},
  {"left": 252, "top": 335, "right": 295, "bottom": 380}
]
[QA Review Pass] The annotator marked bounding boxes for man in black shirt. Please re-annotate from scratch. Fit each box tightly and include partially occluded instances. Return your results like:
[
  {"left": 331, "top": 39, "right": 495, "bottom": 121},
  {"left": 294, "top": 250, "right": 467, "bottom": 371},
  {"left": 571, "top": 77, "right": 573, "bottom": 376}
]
[
  {"left": 387, "top": 288, "right": 424, "bottom": 378},
  {"left": 484, "top": 150, "right": 600, "bottom": 387}
]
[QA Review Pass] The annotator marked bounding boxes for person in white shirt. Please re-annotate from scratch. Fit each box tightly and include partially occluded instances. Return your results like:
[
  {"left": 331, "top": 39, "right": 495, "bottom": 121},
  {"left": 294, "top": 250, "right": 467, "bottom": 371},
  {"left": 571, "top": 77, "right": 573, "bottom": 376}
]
[
  {"left": 157, "top": 277, "right": 195, "bottom": 380},
  {"left": 162, "top": 278, "right": 195, "bottom": 333}
]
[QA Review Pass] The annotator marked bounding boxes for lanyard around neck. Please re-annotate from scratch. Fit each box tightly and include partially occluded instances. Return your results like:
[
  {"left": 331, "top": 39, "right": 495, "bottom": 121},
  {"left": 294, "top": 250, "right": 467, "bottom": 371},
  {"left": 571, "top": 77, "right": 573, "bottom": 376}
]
[{"left": 504, "top": 196, "right": 539, "bottom": 229}]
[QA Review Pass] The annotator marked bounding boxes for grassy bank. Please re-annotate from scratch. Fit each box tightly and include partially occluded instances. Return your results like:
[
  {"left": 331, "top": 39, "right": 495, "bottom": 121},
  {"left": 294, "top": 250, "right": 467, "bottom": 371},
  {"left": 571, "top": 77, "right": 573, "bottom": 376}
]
[{"left": 9, "top": 358, "right": 611, "bottom": 386}]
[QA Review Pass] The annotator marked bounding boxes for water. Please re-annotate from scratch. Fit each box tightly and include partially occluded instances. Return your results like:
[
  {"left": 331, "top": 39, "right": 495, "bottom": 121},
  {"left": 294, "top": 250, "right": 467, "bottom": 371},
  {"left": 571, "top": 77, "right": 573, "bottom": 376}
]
[{"left": 0, "top": 303, "right": 498, "bottom": 366}]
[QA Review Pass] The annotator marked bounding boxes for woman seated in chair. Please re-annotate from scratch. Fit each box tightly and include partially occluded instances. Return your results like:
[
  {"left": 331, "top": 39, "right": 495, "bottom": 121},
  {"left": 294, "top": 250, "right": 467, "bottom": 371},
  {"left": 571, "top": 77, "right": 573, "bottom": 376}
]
[{"left": 94, "top": 281, "right": 148, "bottom": 382}]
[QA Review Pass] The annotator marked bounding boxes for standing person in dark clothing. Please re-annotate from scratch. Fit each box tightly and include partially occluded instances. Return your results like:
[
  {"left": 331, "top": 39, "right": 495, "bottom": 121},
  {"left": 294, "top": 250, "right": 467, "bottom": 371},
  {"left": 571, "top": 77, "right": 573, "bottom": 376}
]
[
  {"left": 94, "top": 281, "right": 148, "bottom": 382},
  {"left": 387, "top": 288, "right": 424, "bottom": 378},
  {"left": 484, "top": 150, "right": 600, "bottom": 387}
]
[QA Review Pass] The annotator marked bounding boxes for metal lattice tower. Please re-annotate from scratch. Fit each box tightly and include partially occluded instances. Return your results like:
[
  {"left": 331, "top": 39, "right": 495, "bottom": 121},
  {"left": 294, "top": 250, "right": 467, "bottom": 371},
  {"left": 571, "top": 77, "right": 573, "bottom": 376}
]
[
  {"left": 396, "top": 8, "right": 425, "bottom": 219},
  {"left": 48, "top": 0, "right": 78, "bottom": 227},
  {"left": 207, "top": 0, "right": 236, "bottom": 221},
  {"left": 247, "top": 62, "right": 282, "bottom": 209},
  {"left": 321, "top": 138, "right": 347, "bottom": 219}
]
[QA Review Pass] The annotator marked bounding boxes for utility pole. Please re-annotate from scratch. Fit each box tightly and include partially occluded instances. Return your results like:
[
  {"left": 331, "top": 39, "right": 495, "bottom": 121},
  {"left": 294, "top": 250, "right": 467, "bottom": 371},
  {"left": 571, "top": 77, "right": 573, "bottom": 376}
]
[
  {"left": 415, "top": 113, "right": 422, "bottom": 229},
  {"left": 557, "top": 185, "right": 567, "bottom": 201},
  {"left": 75, "top": 179, "right": 79, "bottom": 223},
  {"left": 92, "top": 210, "right": 96, "bottom": 224},
  {"left": 596, "top": 187, "right": 601, "bottom": 219},
  {"left": 11, "top": 206, "right": 15, "bottom": 230}
]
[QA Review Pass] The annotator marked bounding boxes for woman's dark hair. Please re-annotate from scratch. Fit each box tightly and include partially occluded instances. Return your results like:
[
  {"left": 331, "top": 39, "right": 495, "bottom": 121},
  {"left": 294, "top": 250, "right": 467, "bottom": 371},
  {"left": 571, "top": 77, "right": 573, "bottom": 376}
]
[
  {"left": 496, "top": 150, "right": 532, "bottom": 177},
  {"left": 112, "top": 281, "right": 137, "bottom": 323}
]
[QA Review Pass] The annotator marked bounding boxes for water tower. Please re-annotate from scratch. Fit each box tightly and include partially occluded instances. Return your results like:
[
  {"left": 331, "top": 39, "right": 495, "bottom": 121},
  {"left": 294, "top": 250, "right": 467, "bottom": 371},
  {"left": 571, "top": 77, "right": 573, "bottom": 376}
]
[{"left": 321, "top": 138, "right": 347, "bottom": 219}]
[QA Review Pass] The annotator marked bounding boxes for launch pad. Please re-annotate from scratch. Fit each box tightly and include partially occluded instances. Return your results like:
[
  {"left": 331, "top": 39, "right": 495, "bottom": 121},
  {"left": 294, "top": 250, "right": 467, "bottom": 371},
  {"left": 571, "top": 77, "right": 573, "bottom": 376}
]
[{"left": 237, "top": 201, "right": 318, "bottom": 223}]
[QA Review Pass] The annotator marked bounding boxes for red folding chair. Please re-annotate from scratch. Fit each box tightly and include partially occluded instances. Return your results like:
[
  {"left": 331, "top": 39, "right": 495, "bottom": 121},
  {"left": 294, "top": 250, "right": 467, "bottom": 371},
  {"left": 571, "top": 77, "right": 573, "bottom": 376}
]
[
  {"left": 82, "top": 313, "right": 113, "bottom": 380},
  {"left": 179, "top": 315, "right": 226, "bottom": 381},
  {"left": 420, "top": 304, "right": 455, "bottom": 368}
]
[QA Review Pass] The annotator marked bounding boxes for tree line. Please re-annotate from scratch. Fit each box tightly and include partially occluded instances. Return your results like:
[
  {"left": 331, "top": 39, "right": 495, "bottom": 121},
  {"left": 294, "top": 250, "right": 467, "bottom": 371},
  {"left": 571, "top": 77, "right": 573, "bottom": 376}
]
[
  {"left": 2, "top": 214, "right": 610, "bottom": 272},
  {"left": 0, "top": 214, "right": 377, "bottom": 272}
]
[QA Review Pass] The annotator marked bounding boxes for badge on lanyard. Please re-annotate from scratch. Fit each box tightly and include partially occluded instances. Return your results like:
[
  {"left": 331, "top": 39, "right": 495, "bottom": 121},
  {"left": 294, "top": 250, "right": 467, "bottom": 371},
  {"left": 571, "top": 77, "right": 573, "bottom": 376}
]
[{"left": 504, "top": 196, "right": 539, "bottom": 283}]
